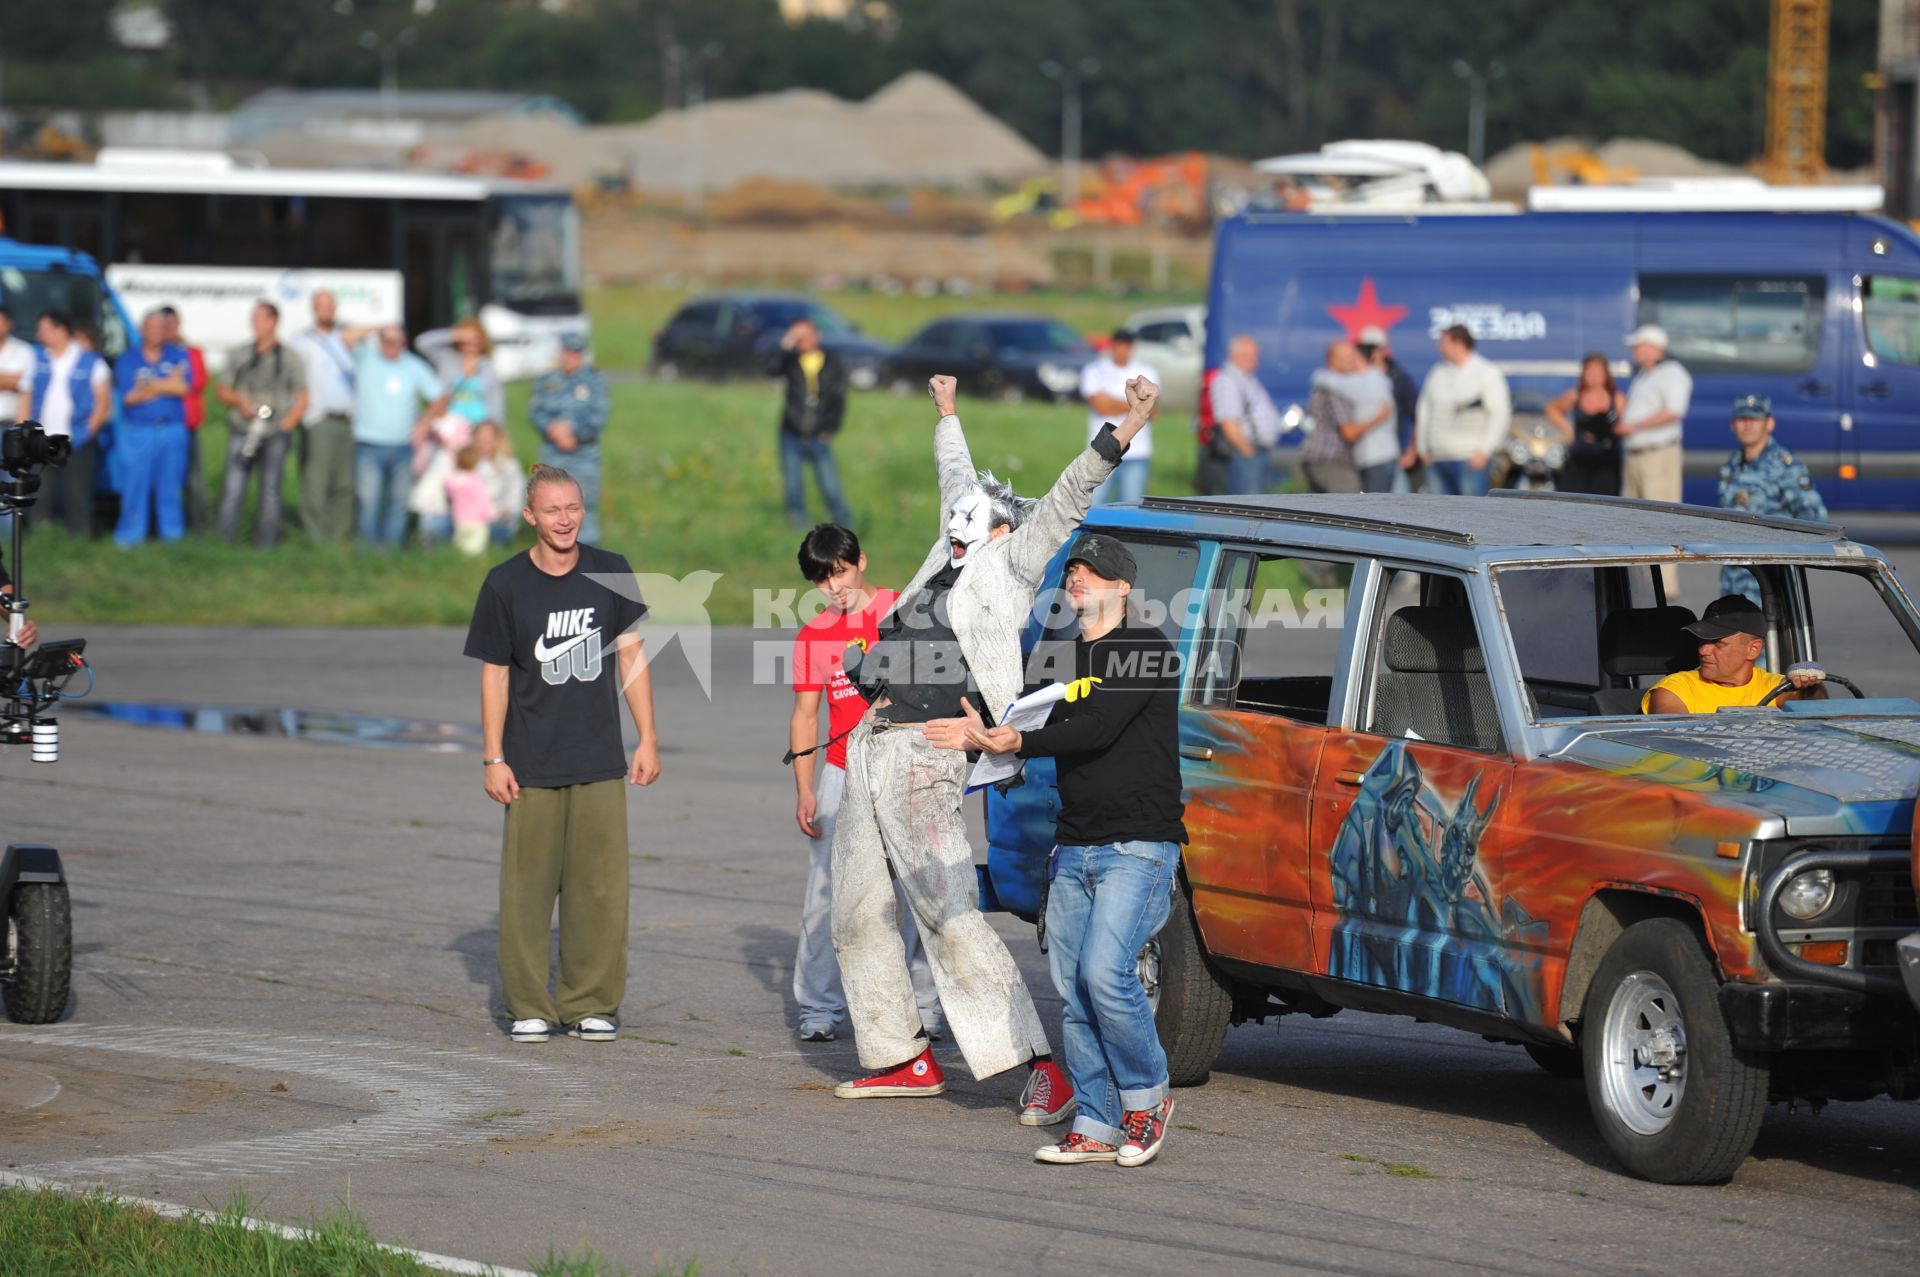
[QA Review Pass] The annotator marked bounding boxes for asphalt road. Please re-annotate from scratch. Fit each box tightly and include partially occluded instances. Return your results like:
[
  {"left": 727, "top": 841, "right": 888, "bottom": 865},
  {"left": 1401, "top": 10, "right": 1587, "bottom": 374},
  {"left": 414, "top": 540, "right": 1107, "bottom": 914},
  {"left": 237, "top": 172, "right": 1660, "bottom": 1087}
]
[{"left": 3, "top": 542, "right": 1920, "bottom": 1275}]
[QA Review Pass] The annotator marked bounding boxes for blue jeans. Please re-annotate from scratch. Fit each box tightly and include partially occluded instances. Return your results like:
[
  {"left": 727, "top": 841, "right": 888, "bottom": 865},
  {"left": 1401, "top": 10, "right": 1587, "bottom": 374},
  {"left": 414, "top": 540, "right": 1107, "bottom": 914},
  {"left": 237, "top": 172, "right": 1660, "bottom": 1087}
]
[
  {"left": 355, "top": 442, "right": 413, "bottom": 546},
  {"left": 1093, "top": 455, "right": 1150, "bottom": 506},
  {"left": 779, "top": 432, "right": 852, "bottom": 528},
  {"left": 1046, "top": 840, "right": 1178, "bottom": 1146},
  {"left": 538, "top": 441, "right": 602, "bottom": 544},
  {"left": 1357, "top": 460, "right": 1398, "bottom": 493},
  {"left": 113, "top": 424, "right": 189, "bottom": 546},
  {"left": 1225, "top": 449, "right": 1267, "bottom": 496},
  {"left": 1427, "top": 458, "right": 1490, "bottom": 497}
]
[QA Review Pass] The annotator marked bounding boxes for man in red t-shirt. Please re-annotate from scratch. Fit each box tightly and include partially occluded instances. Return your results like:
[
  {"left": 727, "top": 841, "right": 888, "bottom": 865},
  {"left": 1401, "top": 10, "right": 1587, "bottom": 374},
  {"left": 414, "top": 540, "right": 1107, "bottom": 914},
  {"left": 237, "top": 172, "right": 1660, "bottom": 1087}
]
[
  {"left": 789, "top": 524, "right": 943, "bottom": 1043},
  {"left": 160, "top": 307, "right": 210, "bottom": 530}
]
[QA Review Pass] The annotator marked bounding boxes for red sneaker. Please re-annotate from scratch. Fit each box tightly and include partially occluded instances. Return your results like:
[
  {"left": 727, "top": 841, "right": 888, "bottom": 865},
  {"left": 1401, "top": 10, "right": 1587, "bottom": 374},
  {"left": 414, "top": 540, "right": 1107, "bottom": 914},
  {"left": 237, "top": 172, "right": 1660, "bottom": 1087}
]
[
  {"left": 833, "top": 1046, "right": 946, "bottom": 1098},
  {"left": 1018, "top": 1058, "right": 1075, "bottom": 1126},
  {"left": 1118, "top": 1096, "right": 1174, "bottom": 1167},
  {"left": 1035, "top": 1131, "right": 1118, "bottom": 1165}
]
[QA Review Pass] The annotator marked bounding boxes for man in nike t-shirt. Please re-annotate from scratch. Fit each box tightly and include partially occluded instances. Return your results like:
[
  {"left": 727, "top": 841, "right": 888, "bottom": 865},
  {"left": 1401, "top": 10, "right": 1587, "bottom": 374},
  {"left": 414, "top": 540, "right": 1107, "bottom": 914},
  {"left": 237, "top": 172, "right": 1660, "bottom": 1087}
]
[{"left": 464, "top": 463, "right": 662, "bottom": 1044}]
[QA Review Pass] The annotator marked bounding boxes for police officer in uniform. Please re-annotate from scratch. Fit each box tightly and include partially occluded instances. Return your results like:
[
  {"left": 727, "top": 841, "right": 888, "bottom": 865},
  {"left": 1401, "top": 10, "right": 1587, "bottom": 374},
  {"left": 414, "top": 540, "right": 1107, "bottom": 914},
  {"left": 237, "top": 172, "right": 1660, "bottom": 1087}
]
[
  {"left": 1718, "top": 393, "right": 1828, "bottom": 602},
  {"left": 530, "top": 332, "right": 611, "bottom": 543}
]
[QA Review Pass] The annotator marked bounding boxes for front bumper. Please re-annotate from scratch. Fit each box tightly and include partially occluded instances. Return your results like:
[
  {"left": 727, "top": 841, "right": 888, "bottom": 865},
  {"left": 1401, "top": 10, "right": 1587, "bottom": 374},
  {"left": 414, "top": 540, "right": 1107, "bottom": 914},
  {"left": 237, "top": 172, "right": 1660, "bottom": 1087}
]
[
  {"left": 1901, "top": 933, "right": 1920, "bottom": 1010},
  {"left": 1721, "top": 980, "right": 1919, "bottom": 1052}
]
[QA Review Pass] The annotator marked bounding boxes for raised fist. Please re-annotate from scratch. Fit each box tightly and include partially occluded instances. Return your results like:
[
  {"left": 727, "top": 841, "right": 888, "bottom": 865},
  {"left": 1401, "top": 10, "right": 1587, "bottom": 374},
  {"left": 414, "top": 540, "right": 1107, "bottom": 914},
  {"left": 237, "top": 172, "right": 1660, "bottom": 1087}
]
[
  {"left": 1125, "top": 375, "right": 1160, "bottom": 414},
  {"left": 928, "top": 374, "right": 959, "bottom": 417}
]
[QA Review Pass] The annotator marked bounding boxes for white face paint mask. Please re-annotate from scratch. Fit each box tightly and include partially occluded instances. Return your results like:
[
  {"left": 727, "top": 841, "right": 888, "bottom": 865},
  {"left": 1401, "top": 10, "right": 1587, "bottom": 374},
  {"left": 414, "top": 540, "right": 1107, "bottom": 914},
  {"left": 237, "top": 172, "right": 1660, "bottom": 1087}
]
[{"left": 947, "top": 488, "right": 993, "bottom": 567}]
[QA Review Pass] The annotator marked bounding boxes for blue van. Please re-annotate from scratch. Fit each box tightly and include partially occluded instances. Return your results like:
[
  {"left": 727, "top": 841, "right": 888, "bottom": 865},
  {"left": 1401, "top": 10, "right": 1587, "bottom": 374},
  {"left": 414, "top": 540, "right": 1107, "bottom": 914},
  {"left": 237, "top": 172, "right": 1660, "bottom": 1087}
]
[
  {"left": 0, "top": 235, "right": 135, "bottom": 504},
  {"left": 1202, "top": 209, "right": 1920, "bottom": 510}
]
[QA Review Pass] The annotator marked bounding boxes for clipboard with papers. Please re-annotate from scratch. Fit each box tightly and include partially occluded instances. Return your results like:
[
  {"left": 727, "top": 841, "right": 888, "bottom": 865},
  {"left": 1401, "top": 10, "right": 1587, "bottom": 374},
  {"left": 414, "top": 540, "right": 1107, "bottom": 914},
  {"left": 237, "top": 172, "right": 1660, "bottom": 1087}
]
[{"left": 965, "top": 682, "right": 1070, "bottom": 792}]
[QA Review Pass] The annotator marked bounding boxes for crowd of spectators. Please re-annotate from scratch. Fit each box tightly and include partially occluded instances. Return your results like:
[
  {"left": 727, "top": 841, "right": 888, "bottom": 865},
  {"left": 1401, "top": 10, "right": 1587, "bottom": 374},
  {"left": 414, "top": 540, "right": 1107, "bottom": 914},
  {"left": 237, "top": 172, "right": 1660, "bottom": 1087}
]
[{"left": 0, "top": 293, "right": 595, "bottom": 558}]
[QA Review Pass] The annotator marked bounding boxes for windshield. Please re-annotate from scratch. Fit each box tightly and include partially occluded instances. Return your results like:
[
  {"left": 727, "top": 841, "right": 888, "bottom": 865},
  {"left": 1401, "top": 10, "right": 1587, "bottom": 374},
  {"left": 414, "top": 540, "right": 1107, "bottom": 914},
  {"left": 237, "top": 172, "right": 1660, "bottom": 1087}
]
[
  {"left": 0, "top": 266, "right": 123, "bottom": 358},
  {"left": 985, "top": 320, "right": 1085, "bottom": 352},
  {"left": 749, "top": 300, "right": 855, "bottom": 336},
  {"left": 1497, "top": 560, "right": 1920, "bottom": 720},
  {"left": 489, "top": 194, "right": 581, "bottom": 309}
]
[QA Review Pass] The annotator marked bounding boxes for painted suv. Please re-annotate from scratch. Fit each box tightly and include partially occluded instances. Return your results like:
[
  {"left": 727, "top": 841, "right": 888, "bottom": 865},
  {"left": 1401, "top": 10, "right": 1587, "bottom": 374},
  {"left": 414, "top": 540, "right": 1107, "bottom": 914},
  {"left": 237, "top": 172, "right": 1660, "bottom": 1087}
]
[{"left": 983, "top": 490, "right": 1920, "bottom": 1184}]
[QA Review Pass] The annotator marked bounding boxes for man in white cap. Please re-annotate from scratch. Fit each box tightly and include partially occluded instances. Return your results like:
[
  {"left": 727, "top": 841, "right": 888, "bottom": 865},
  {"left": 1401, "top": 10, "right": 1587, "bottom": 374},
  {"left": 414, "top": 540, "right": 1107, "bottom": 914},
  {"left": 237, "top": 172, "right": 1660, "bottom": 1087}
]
[{"left": 1618, "top": 325, "right": 1692, "bottom": 506}]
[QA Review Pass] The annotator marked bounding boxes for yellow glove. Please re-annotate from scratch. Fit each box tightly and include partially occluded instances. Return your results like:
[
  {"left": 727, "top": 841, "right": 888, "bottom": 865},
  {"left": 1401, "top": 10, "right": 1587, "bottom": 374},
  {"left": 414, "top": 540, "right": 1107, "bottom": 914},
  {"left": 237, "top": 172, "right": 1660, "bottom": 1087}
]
[{"left": 1065, "top": 676, "right": 1104, "bottom": 703}]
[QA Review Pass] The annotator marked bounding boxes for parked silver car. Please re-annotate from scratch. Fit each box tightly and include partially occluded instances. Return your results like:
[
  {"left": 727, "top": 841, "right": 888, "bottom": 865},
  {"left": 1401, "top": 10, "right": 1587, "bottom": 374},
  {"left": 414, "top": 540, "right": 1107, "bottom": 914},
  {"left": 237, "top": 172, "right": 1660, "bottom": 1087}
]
[{"left": 1123, "top": 304, "right": 1205, "bottom": 411}]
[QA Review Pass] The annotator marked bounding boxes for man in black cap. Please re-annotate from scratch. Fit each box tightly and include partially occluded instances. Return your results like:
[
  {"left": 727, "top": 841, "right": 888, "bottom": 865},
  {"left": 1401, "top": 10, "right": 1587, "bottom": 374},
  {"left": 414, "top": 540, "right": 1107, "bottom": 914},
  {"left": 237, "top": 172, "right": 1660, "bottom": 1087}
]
[
  {"left": 1642, "top": 594, "right": 1826, "bottom": 714},
  {"left": 926, "top": 532, "right": 1187, "bottom": 1168}
]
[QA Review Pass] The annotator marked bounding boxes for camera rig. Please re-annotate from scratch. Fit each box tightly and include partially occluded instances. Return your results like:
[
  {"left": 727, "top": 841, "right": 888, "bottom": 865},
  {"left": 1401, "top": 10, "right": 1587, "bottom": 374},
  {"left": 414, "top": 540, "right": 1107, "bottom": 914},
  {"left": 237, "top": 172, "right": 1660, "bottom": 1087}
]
[{"left": 1, "top": 420, "right": 79, "bottom": 1024}]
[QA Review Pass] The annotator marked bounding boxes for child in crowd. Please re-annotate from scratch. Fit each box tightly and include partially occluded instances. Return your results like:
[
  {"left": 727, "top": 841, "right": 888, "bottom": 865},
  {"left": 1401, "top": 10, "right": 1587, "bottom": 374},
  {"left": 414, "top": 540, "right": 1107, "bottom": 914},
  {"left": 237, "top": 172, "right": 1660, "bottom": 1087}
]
[
  {"left": 472, "top": 422, "right": 525, "bottom": 545},
  {"left": 410, "top": 414, "right": 472, "bottom": 545},
  {"left": 445, "top": 445, "right": 495, "bottom": 557}
]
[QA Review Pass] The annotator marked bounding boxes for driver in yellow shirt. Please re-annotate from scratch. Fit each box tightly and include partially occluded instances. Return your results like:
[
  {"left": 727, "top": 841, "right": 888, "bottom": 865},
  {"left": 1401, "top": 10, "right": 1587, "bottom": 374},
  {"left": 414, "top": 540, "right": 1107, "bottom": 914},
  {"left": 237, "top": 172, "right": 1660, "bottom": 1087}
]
[{"left": 1643, "top": 594, "right": 1827, "bottom": 714}]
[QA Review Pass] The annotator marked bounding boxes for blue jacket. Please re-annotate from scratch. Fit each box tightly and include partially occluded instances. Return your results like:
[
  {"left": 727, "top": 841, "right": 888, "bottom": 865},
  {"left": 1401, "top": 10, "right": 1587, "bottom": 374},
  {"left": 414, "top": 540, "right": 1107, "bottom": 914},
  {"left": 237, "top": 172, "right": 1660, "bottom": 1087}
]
[
  {"left": 31, "top": 345, "right": 104, "bottom": 446},
  {"left": 530, "top": 365, "right": 610, "bottom": 447}
]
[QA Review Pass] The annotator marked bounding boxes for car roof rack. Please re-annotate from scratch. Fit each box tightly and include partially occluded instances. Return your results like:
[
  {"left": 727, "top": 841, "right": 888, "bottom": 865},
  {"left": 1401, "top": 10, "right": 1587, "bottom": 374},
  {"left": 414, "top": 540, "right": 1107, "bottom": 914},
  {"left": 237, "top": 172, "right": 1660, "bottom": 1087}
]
[
  {"left": 1485, "top": 489, "right": 1845, "bottom": 540},
  {"left": 1136, "top": 496, "right": 1479, "bottom": 546}
]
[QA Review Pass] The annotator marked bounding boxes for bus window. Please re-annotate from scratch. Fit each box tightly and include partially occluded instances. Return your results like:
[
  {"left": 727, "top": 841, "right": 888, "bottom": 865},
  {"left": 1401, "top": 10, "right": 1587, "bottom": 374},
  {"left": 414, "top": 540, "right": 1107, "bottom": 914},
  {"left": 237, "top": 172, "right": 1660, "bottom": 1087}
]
[
  {"left": 1636, "top": 275, "right": 1825, "bottom": 374},
  {"left": 1863, "top": 277, "right": 1920, "bottom": 366},
  {"left": 0, "top": 266, "right": 119, "bottom": 356},
  {"left": 491, "top": 195, "right": 580, "bottom": 312}
]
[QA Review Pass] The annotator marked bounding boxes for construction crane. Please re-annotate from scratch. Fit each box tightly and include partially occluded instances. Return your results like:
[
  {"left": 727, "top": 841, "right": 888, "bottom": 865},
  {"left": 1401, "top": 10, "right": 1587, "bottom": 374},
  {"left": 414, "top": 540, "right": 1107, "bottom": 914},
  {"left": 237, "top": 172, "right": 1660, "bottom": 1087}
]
[{"left": 1762, "top": 0, "right": 1830, "bottom": 184}]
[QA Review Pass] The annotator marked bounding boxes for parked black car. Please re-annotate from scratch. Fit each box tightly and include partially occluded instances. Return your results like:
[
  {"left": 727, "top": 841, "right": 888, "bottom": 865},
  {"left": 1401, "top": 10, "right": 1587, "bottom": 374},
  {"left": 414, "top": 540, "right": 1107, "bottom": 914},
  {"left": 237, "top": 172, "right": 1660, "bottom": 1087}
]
[
  {"left": 649, "top": 293, "right": 891, "bottom": 388},
  {"left": 881, "top": 313, "right": 1093, "bottom": 403}
]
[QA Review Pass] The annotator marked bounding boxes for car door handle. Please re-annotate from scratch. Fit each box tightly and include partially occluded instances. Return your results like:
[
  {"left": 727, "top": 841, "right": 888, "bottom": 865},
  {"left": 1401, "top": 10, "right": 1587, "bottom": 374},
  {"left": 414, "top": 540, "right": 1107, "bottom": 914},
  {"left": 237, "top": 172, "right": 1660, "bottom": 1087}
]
[
  {"left": 1334, "top": 769, "right": 1367, "bottom": 786},
  {"left": 1179, "top": 745, "right": 1215, "bottom": 762},
  {"left": 1799, "top": 379, "right": 1830, "bottom": 396},
  {"left": 1860, "top": 380, "right": 1893, "bottom": 399}
]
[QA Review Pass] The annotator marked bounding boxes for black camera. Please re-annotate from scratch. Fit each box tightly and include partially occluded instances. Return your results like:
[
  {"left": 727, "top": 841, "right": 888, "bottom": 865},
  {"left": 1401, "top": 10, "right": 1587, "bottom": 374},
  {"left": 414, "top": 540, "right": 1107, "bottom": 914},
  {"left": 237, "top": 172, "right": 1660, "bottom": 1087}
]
[
  {"left": 2, "top": 421, "right": 86, "bottom": 763},
  {"left": 1, "top": 421, "right": 70, "bottom": 477}
]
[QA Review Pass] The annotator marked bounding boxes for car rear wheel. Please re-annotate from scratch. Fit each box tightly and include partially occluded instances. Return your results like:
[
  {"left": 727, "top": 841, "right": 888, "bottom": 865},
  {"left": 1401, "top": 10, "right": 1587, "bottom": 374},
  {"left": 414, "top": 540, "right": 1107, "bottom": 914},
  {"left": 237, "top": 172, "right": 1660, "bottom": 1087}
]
[
  {"left": 1581, "top": 918, "right": 1769, "bottom": 1183},
  {"left": 651, "top": 359, "right": 680, "bottom": 384},
  {"left": 1152, "top": 879, "right": 1233, "bottom": 1086}
]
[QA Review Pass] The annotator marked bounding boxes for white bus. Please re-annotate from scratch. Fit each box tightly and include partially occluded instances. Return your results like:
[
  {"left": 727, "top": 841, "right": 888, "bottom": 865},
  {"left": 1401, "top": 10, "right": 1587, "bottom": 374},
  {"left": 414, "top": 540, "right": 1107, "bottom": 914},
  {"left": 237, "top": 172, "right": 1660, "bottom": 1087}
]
[{"left": 0, "top": 150, "right": 586, "bottom": 378}]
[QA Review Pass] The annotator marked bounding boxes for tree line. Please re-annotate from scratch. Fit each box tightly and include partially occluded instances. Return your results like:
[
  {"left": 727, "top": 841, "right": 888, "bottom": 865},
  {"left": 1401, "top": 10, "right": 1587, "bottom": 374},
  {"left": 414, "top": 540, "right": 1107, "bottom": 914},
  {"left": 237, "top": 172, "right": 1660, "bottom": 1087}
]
[{"left": 5, "top": 0, "right": 1878, "bottom": 171}]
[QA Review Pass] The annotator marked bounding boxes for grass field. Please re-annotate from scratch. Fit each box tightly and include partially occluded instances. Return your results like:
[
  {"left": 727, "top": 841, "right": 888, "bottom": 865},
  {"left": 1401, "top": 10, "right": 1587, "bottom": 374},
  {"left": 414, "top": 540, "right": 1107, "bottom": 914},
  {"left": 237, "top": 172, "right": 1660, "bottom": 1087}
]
[
  {"left": 30, "top": 286, "right": 1202, "bottom": 628},
  {"left": 0, "top": 1185, "right": 671, "bottom": 1276}
]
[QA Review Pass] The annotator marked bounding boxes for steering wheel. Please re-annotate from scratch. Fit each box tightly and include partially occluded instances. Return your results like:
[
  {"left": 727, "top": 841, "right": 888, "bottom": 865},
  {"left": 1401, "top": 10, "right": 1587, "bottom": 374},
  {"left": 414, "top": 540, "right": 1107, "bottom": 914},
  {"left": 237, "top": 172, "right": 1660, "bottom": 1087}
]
[{"left": 1758, "top": 671, "right": 1865, "bottom": 705}]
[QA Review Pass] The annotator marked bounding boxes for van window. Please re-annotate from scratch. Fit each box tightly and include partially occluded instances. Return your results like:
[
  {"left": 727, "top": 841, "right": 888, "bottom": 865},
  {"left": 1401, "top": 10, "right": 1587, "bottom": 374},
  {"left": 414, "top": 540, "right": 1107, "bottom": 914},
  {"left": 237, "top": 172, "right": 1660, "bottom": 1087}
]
[
  {"left": 1197, "top": 553, "right": 1351, "bottom": 723},
  {"left": 1135, "top": 319, "right": 1192, "bottom": 345},
  {"left": 1636, "top": 275, "right": 1825, "bottom": 374},
  {"left": 672, "top": 302, "right": 719, "bottom": 332},
  {"left": 1864, "top": 276, "right": 1920, "bottom": 366}
]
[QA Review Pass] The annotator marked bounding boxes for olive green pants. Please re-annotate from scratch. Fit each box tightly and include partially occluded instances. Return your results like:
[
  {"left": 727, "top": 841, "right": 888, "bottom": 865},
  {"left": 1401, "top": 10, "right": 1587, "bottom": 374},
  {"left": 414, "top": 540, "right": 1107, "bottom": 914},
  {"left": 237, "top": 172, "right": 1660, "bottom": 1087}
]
[{"left": 499, "top": 778, "right": 629, "bottom": 1024}]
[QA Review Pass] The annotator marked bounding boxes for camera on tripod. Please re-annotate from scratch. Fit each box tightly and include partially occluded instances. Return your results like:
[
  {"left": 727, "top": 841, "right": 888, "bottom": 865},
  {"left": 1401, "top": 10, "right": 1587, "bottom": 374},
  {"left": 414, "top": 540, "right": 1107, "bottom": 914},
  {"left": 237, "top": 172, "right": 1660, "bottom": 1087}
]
[{"left": 2, "top": 420, "right": 82, "bottom": 1025}]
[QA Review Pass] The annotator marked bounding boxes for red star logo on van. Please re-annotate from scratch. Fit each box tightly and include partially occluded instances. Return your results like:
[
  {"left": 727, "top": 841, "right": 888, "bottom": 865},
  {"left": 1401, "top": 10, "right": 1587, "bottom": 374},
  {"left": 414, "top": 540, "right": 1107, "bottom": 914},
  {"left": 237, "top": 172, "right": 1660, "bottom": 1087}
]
[{"left": 1327, "top": 278, "right": 1408, "bottom": 342}]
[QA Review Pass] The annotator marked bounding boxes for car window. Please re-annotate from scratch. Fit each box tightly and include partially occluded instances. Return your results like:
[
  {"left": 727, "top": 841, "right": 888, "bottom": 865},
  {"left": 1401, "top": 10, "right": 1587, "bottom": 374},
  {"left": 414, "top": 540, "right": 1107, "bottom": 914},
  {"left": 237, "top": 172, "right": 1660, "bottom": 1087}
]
[
  {"left": 1636, "top": 275, "right": 1825, "bottom": 374},
  {"left": 673, "top": 302, "right": 718, "bottom": 331},
  {"left": 1863, "top": 276, "right": 1920, "bottom": 367},
  {"left": 1794, "top": 564, "right": 1920, "bottom": 691},
  {"left": 1135, "top": 320, "right": 1191, "bottom": 345},
  {"left": 985, "top": 320, "right": 1084, "bottom": 352},
  {"left": 1497, "top": 567, "right": 1602, "bottom": 716},
  {"left": 1195, "top": 552, "right": 1352, "bottom": 724},
  {"left": 914, "top": 322, "right": 961, "bottom": 352},
  {"left": 1362, "top": 568, "right": 1504, "bottom": 753}
]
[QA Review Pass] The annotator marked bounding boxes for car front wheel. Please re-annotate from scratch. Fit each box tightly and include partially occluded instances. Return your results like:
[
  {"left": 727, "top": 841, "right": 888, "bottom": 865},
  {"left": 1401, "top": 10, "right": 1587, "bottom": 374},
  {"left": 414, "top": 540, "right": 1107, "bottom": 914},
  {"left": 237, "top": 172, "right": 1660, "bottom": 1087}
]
[
  {"left": 1581, "top": 918, "right": 1769, "bottom": 1183},
  {"left": 1151, "top": 879, "right": 1234, "bottom": 1086}
]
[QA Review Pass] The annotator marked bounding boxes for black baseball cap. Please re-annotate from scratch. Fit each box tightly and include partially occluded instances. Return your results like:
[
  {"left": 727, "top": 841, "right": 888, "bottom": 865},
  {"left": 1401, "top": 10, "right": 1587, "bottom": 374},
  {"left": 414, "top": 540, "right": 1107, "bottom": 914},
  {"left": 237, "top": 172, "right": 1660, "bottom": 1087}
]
[
  {"left": 1065, "top": 533, "right": 1137, "bottom": 584},
  {"left": 1683, "top": 595, "right": 1768, "bottom": 642},
  {"left": 1731, "top": 394, "right": 1771, "bottom": 420}
]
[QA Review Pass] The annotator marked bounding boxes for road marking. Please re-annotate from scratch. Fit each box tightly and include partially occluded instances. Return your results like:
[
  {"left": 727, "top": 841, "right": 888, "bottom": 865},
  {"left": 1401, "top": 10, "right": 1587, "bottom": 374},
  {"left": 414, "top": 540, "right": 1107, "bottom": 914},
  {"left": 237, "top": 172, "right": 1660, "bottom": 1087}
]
[
  {"left": 0, "top": 1169, "right": 535, "bottom": 1277},
  {"left": 4, "top": 1025, "right": 592, "bottom": 1182}
]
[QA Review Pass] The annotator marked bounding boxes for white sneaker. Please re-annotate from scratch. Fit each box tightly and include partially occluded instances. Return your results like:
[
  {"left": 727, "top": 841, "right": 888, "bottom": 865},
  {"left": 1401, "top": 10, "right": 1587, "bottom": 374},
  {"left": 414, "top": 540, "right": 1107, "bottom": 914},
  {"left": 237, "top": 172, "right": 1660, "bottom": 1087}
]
[
  {"left": 568, "top": 1015, "right": 618, "bottom": 1042},
  {"left": 509, "top": 1017, "right": 551, "bottom": 1043}
]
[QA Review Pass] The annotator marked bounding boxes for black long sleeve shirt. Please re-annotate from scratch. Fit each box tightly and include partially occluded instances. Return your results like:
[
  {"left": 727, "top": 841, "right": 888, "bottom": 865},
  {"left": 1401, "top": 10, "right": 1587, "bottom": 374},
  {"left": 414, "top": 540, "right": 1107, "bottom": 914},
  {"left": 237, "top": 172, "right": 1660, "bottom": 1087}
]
[{"left": 1017, "top": 619, "right": 1187, "bottom": 846}]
